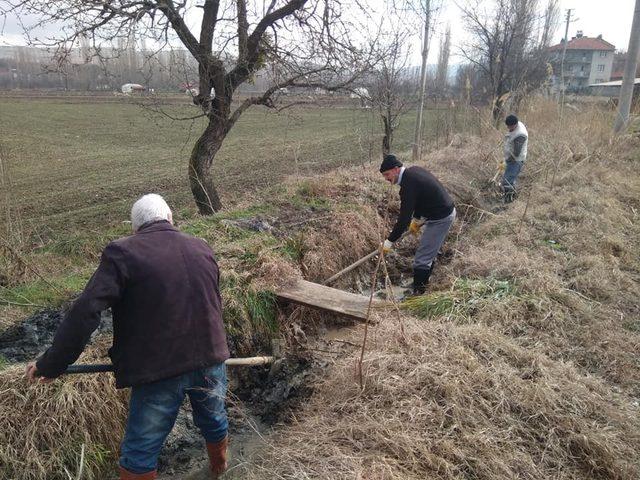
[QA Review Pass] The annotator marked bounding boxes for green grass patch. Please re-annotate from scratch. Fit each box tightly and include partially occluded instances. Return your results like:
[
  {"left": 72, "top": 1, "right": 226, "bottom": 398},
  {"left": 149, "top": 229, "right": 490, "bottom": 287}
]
[
  {"left": 623, "top": 319, "right": 640, "bottom": 333},
  {"left": 542, "top": 238, "right": 568, "bottom": 252},
  {"left": 38, "top": 224, "right": 132, "bottom": 258},
  {"left": 179, "top": 204, "right": 277, "bottom": 246},
  {"left": 290, "top": 192, "right": 331, "bottom": 211},
  {"left": 402, "top": 278, "right": 517, "bottom": 320},
  {"left": 279, "top": 233, "right": 307, "bottom": 263},
  {"left": 220, "top": 272, "right": 279, "bottom": 354},
  {"left": 0, "top": 273, "right": 89, "bottom": 308}
]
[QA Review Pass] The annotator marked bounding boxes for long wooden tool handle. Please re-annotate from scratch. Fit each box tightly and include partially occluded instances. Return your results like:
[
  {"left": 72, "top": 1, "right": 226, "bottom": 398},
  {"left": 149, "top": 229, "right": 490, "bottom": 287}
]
[
  {"left": 323, "top": 230, "right": 412, "bottom": 286},
  {"left": 61, "top": 356, "right": 277, "bottom": 375},
  {"left": 224, "top": 356, "right": 275, "bottom": 366},
  {"left": 324, "top": 249, "right": 379, "bottom": 285},
  {"left": 66, "top": 364, "right": 113, "bottom": 374}
]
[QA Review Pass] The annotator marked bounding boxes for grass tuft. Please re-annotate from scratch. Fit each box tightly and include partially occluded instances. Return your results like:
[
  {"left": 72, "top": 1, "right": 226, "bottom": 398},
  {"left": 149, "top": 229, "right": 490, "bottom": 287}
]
[{"left": 402, "top": 278, "right": 517, "bottom": 320}]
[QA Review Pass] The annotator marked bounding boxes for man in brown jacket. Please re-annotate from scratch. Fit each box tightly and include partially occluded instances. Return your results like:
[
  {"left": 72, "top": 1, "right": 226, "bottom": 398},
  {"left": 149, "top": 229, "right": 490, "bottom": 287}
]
[{"left": 26, "top": 194, "right": 230, "bottom": 479}]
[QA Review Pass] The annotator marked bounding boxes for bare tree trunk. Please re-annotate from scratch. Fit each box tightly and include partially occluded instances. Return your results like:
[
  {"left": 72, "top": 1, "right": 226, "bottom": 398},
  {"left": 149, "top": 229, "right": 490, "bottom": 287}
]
[
  {"left": 614, "top": 0, "right": 640, "bottom": 134},
  {"left": 435, "top": 25, "right": 451, "bottom": 95},
  {"left": 382, "top": 115, "right": 393, "bottom": 154},
  {"left": 413, "top": 0, "right": 431, "bottom": 162},
  {"left": 189, "top": 121, "right": 225, "bottom": 214}
]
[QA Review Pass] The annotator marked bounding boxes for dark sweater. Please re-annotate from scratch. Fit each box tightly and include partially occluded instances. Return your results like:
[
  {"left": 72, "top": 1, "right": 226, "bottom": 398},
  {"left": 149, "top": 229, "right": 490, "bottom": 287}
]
[
  {"left": 387, "top": 166, "right": 454, "bottom": 242},
  {"left": 37, "top": 221, "right": 229, "bottom": 388}
]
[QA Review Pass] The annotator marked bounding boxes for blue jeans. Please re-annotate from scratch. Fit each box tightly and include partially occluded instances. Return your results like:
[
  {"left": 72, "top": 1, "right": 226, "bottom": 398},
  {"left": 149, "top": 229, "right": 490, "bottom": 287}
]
[
  {"left": 119, "top": 364, "right": 228, "bottom": 474},
  {"left": 501, "top": 159, "right": 524, "bottom": 193}
]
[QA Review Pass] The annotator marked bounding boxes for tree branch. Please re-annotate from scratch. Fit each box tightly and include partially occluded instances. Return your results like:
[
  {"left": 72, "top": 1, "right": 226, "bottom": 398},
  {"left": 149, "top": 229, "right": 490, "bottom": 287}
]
[
  {"left": 156, "top": 0, "right": 203, "bottom": 64},
  {"left": 226, "top": 0, "right": 307, "bottom": 89},
  {"left": 237, "top": 0, "right": 248, "bottom": 62},
  {"left": 199, "top": 0, "right": 220, "bottom": 53}
]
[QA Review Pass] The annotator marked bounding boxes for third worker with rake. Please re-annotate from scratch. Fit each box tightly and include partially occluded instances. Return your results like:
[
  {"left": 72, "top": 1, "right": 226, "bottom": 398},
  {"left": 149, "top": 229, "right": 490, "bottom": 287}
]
[{"left": 379, "top": 154, "right": 456, "bottom": 296}]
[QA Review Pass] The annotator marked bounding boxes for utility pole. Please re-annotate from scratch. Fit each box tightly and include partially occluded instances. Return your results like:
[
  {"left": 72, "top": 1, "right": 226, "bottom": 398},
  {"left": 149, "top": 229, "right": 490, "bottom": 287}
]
[
  {"left": 559, "top": 8, "right": 573, "bottom": 116},
  {"left": 412, "top": 0, "right": 431, "bottom": 163},
  {"left": 614, "top": 0, "right": 640, "bottom": 134}
]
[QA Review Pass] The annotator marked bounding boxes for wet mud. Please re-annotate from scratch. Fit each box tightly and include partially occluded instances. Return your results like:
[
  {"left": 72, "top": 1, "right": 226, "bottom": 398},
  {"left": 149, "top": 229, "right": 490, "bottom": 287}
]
[
  {"left": 0, "top": 305, "right": 319, "bottom": 478},
  {"left": 0, "top": 308, "right": 112, "bottom": 362}
]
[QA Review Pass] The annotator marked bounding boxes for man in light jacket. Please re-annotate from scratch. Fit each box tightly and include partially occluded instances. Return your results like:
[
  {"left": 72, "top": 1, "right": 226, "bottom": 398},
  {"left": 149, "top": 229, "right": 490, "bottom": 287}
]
[
  {"left": 502, "top": 114, "right": 528, "bottom": 203},
  {"left": 26, "top": 194, "right": 230, "bottom": 480}
]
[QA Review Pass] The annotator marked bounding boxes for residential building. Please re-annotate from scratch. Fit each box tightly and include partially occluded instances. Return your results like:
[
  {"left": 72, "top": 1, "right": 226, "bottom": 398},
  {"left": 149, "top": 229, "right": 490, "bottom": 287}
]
[
  {"left": 548, "top": 32, "right": 615, "bottom": 93},
  {"left": 589, "top": 78, "right": 640, "bottom": 101}
]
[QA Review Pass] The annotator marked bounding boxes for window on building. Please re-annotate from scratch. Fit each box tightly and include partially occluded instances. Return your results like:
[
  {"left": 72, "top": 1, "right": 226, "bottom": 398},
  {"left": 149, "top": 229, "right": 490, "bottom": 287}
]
[
  {"left": 597, "top": 64, "right": 605, "bottom": 72},
  {"left": 600, "top": 51, "right": 607, "bottom": 57}
]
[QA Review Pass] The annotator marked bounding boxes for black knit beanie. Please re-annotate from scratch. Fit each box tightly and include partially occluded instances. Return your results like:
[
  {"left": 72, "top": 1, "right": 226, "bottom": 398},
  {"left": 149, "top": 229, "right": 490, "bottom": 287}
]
[
  {"left": 379, "top": 154, "right": 403, "bottom": 173},
  {"left": 505, "top": 114, "right": 518, "bottom": 126}
]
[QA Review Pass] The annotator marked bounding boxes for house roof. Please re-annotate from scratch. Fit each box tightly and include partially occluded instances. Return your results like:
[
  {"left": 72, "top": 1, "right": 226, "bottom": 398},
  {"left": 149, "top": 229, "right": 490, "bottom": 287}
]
[
  {"left": 549, "top": 36, "right": 615, "bottom": 52},
  {"left": 589, "top": 78, "right": 640, "bottom": 87}
]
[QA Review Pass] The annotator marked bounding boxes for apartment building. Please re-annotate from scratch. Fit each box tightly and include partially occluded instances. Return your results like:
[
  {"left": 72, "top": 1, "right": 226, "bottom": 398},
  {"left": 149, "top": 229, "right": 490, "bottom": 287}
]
[{"left": 548, "top": 31, "right": 615, "bottom": 93}]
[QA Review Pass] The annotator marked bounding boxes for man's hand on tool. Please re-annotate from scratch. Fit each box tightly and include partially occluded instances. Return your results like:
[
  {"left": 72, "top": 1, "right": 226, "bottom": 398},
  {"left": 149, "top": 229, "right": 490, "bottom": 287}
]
[
  {"left": 381, "top": 239, "right": 394, "bottom": 254},
  {"left": 25, "top": 362, "right": 53, "bottom": 384},
  {"left": 409, "top": 218, "right": 424, "bottom": 236}
]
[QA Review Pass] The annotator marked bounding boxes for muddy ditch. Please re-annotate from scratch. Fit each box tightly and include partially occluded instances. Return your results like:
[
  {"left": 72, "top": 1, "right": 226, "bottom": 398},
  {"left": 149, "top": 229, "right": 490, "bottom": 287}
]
[{"left": 0, "top": 303, "right": 360, "bottom": 478}]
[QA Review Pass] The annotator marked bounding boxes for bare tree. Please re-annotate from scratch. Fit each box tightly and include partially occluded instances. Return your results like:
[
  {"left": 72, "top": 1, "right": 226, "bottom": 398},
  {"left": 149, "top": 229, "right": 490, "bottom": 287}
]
[
  {"left": 435, "top": 24, "right": 451, "bottom": 95},
  {"left": 412, "top": 0, "right": 439, "bottom": 162},
  {"left": 5, "top": 0, "right": 377, "bottom": 213},
  {"left": 369, "top": 32, "right": 415, "bottom": 154},
  {"left": 459, "top": 0, "right": 559, "bottom": 123},
  {"left": 614, "top": 0, "right": 640, "bottom": 134}
]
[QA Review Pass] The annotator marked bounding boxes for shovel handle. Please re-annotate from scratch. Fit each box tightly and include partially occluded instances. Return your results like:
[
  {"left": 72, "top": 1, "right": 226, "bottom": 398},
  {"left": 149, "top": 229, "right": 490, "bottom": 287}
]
[
  {"left": 60, "top": 356, "right": 277, "bottom": 375},
  {"left": 324, "top": 249, "right": 379, "bottom": 285},
  {"left": 323, "top": 232, "right": 411, "bottom": 286},
  {"left": 65, "top": 364, "right": 114, "bottom": 374}
]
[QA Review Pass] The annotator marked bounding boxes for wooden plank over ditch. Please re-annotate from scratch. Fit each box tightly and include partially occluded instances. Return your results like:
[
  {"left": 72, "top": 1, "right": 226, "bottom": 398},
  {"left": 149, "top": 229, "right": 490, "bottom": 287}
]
[{"left": 275, "top": 279, "right": 385, "bottom": 321}]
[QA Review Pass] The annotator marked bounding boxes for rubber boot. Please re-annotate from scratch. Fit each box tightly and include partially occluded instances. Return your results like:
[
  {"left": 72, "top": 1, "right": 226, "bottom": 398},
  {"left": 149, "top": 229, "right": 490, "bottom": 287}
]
[
  {"left": 206, "top": 436, "right": 228, "bottom": 478},
  {"left": 119, "top": 466, "right": 157, "bottom": 480},
  {"left": 503, "top": 188, "right": 517, "bottom": 203},
  {"left": 412, "top": 268, "right": 431, "bottom": 296}
]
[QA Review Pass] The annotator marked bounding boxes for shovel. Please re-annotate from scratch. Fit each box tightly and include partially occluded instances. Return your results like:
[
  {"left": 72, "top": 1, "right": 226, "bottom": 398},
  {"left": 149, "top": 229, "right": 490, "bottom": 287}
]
[
  {"left": 323, "top": 249, "right": 380, "bottom": 285},
  {"left": 324, "top": 232, "right": 412, "bottom": 286},
  {"left": 59, "top": 356, "right": 276, "bottom": 375}
]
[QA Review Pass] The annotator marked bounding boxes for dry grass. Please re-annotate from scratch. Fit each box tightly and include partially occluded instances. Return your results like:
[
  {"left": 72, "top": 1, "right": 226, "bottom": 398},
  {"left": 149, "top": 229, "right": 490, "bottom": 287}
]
[
  {"left": 301, "top": 207, "right": 382, "bottom": 284},
  {"left": 248, "top": 316, "right": 640, "bottom": 480},
  {"left": 241, "top": 100, "right": 640, "bottom": 479},
  {"left": 0, "top": 338, "right": 127, "bottom": 480},
  {"left": 437, "top": 101, "right": 640, "bottom": 396}
]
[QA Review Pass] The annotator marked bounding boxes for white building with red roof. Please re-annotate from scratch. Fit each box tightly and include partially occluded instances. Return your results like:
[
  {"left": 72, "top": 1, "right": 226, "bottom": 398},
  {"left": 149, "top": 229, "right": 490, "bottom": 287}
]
[{"left": 548, "top": 31, "right": 615, "bottom": 93}]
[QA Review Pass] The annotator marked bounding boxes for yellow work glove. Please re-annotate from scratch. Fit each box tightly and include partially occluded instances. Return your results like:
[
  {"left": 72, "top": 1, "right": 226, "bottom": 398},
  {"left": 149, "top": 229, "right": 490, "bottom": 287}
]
[
  {"left": 381, "top": 239, "right": 393, "bottom": 254},
  {"left": 498, "top": 161, "right": 506, "bottom": 173},
  {"left": 409, "top": 219, "right": 424, "bottom": 236}
]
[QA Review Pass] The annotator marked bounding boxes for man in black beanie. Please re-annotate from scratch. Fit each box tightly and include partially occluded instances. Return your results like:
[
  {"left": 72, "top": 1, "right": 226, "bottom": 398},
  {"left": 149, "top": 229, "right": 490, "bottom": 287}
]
[{"left": 379, "top": 154, "right": 456, "bottom": 295}]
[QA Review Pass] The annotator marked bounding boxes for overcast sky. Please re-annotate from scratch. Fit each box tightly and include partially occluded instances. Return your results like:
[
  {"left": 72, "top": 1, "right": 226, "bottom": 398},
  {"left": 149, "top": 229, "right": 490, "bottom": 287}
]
[
  {"left": 430, "top": 0, "right": 635, "bottom": 64},
  {"left": 1, "top": 0, "right": 636, "bottom": 65}
]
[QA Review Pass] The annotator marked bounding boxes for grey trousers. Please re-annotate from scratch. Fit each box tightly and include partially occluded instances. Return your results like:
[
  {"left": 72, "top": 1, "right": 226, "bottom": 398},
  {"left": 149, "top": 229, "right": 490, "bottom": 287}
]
[{"left": 413, "top": 208, "right": 456, "bottom": 270}]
